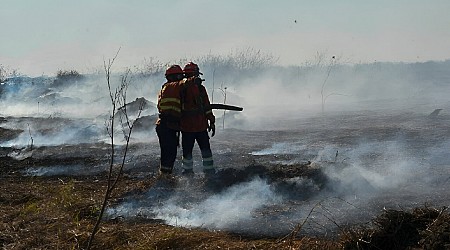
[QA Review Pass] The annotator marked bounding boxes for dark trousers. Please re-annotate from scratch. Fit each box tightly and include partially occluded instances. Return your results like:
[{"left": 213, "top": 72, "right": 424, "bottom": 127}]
[
  {"left": 181, "top": 130, "right": 213, "bottom": 170},
  {"left": 156, "top": 123, "right": 179, "bottom": 173}
]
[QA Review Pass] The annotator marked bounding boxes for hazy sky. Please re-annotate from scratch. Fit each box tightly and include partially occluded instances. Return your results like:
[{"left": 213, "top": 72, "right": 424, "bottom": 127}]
[{"left": 2, "top": 0, "right": 450, "bottom": 76}]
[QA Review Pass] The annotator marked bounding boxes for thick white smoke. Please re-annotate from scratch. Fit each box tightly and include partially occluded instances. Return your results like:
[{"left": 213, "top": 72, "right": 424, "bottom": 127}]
[
  {"left": 155, "top": 177, "right": 281, "bottom": 229},
  {"left": 317, "top": 140, "right": 421, "bottom": 197},
  {"left": 108, "top": 177, "right": 282, "bottom": 232},
  {"left": 0, "top": 119, "right": 105, "bottom": 148}
]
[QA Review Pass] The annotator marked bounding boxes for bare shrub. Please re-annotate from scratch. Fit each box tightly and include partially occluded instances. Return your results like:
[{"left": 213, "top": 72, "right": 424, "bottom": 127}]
[
  {"left": 0, "top": 66, "right": 5, "bottom": 83},
  {"left": 86, "top": 50, "right": 144, "bottom": 249},
  {"left": 0, "top": 64, "right": 20, "bottom": 83},
  {"left": 53, "top": 69, "right": 85, "bottom": 89},
  {"left": 197, "top": 47, "right": 278, "bottom": 72},
  {"left": 340, "top": 206, "right": 450, "bottom": 249},
  {"left": 56, "top": 69, "right": 83, "bottom": 80},
  {"left": 133, "top": 57, "right": 165, "bottom": 77},
  {"left": 231, "top": 47, "right": 278, "bottom": 70}
]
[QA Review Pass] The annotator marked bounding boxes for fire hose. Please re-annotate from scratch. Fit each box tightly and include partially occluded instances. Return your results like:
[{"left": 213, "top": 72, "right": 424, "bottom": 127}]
[{"left": 210, "top": 103, "right": 243, "bottom": 111}]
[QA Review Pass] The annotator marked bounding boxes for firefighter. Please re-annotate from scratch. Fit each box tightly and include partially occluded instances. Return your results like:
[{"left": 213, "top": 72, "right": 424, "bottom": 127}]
[
  {"left": 180, "top": 62, "right": 216, "bottom": 176},
  {"left": 155, "top": 65, "right": 185, "bottom": 175}
]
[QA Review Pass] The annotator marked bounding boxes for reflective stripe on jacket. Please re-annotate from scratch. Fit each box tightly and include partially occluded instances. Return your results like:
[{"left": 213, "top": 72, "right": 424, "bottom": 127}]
[{"left": 156, "top": 79, "right": 185, "bottom": 130}]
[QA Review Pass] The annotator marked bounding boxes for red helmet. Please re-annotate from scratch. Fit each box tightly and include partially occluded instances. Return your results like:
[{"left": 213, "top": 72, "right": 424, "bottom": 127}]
[
  {"left": 165, "top": 65, "right": 183, "bottom": 76},
  {"left": 183, "top": 62, "right": 203, "bottom": 75}
]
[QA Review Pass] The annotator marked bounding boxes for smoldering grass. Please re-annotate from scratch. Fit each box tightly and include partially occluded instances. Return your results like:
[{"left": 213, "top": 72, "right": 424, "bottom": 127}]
[
  {"left": 339, "top": 206, "right": 450, "bottom": 249},
  {"left": 279, "top": 196, "right": 370, "bottom": 247},
  {"left": 155, "top": 177, "right": 282, "bottom": 230}
]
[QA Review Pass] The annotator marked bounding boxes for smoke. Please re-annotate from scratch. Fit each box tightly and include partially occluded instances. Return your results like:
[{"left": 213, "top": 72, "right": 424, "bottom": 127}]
[
  {"left": 2, "top": 58, "right": 450, "bottom": 236},
  {"left": 2, "top": 60, "right": 450, "bottom": 131},
  {"left": 317, "top": 141, "right": 421, "bottom": 198},
  {"left": 23, "top": 164, "right": 105, "bottom": 176},
  {"left": 203, "top": 60, "right": 450, "bottom": 130},
  {"left": 105, "top": 136, "right": 445, "bottom": 236},
  {"left": 0, "top": 72, "right": 161, "bottom": 148},
  {"left": 251, "top": 142, "right": 306, "bottom": 156},
  {"left": 0, "top": 73, "right": 159, "bottom": 119},
  {"left": 0, "top": 118, "right": 105, "bottom": 147},
  {"left": 108, "top": 178, "right": 282, "bottom": 232},
  {"left": 426, "top": 139, "right": 450, "bottom": 165},
  {"left": 157, "top": 178, "right": 281, "bottom": 229}
]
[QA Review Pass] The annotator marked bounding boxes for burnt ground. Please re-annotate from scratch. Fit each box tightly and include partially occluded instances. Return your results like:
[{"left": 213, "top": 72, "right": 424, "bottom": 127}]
[{"left": 1, "top": 110, "right": 450, "bottom": 249}]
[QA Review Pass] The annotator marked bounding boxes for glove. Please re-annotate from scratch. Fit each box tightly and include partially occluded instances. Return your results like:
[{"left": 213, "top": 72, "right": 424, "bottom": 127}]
[{"left": 208, "top": 122, "right": 215, "bottom": 137}]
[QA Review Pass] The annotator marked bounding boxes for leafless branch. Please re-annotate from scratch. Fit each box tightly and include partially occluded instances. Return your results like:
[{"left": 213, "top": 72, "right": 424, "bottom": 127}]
[{"left": 87, "top": 48, "right": 143, "bottom": 249}]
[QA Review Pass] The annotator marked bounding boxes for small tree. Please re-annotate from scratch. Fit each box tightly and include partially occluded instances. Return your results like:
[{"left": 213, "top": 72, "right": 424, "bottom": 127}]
[
  {"left": 320, "top": 56, "right": 348, "bottom": 113},
  {"left": 86, "top": 50, "right": 144, "bottom": 249}
]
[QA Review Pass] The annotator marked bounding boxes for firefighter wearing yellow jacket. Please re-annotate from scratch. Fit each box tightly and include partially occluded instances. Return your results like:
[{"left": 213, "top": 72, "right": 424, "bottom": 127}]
[
  {"left": 155, "top": 65, "right": 185, "bottom": 174},
  {"left": 180, "top": 62, "right": 216, "bottom": 176}
]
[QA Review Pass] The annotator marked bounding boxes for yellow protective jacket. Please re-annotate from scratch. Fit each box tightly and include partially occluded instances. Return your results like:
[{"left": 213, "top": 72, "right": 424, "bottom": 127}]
[{"left": 156, "top": 79, "right": 185, "bottom": 130}]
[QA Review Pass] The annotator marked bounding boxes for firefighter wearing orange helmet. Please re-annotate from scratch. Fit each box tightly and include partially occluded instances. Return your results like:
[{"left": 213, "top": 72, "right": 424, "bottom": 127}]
[
  {"left": 155, "top": 65, "right": 185, "bottom": 174},
  {"left": 180, "top": 62, "right": 216, "bottom": 176}
]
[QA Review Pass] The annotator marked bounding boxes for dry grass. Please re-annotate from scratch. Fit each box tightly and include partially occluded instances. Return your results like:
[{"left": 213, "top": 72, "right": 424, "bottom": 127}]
[
  {"left": 1, "top": 174, "right": 449, "bottom": 249},
  {"left": 340, "top": 206, "right": 450, "bottom": 249},
  {"left": 0, "top": 176, "right": 341, "bottom": 249}
]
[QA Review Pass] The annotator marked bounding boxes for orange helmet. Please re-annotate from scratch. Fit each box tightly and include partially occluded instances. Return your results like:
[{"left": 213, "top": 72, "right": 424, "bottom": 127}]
[
  {"left": 165, "top": 65, "right": 183, "bottom": 76},
  {"left": 183, "top": 62, "right": 203, "bottom": 75}
]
